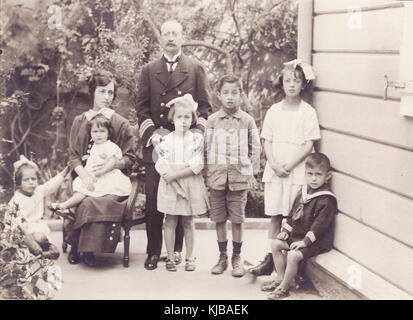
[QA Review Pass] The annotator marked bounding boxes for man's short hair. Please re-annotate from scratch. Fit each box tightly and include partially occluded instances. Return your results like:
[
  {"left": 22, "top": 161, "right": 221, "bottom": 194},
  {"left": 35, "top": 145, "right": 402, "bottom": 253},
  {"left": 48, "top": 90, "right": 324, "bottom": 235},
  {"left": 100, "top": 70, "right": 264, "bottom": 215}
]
[
  {"left": 305, "top": 153, "right": 331, "bottom": 172},
  {"left": 160, "top": 19, "right": 183, "bottom": 35},
  {"left": 216, "top": 74, "right": 241, "bottom": 93}
]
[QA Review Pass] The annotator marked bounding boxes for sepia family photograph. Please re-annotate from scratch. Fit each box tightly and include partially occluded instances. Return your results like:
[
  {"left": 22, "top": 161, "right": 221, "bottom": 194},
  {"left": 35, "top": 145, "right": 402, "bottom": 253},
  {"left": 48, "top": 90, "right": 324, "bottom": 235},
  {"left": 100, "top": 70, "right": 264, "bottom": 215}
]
[{"left": 0, "top": 0, "right": 412, "bottom": 303}]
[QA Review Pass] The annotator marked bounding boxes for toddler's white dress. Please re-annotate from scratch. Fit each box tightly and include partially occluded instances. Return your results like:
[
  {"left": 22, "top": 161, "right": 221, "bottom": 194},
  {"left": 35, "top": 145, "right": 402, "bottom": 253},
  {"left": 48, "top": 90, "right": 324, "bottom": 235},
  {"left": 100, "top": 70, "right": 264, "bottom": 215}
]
[{"left": 72, "top": 140, "right": 132, "bottom": 197}]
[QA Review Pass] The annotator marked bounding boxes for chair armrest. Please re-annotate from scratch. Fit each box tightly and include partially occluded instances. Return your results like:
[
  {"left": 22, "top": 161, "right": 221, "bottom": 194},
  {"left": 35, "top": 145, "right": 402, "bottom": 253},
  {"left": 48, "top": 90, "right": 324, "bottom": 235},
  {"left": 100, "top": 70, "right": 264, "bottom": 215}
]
[
  {"left": 124, "top": 173, "right": 139, "bottom": 220},
  {"left": 124, "top": 173, "right": 146, "bottom": 222}
]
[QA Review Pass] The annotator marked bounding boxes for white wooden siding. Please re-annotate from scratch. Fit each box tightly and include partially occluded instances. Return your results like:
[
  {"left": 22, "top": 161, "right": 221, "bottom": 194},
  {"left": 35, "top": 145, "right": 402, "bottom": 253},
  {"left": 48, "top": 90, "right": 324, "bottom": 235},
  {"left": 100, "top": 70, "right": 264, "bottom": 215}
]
[
  {"left": 313, "top": 7, "right": 403, "bottom": 52},
  {"left": 334, "top": 214, "right": 413, "bottom": 296},
  {"left": 320, "top": 129, "right": 413, "bottom": 199},
  {"left": 311, "top": 0, "right": 412, "bottom": 298},
  {"left": 313, "top": 53, "right": 400, "bottom": 99},
  {"left": 314, "top": 91, "right": 413, "bottom": 151},
  {"left": 331, "top": 172, "right": 413, "bottom": 248},
  {"left": 314, "top": 0, "right": 402, "bottom": 14}
]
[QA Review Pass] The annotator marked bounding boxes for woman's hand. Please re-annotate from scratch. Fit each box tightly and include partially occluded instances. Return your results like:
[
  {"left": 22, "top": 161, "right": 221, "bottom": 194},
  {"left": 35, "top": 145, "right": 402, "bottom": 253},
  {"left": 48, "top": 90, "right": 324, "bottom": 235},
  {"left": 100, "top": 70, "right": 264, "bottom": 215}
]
[{"left": 289, "top": 241, "right": 306, "bottom": 250}]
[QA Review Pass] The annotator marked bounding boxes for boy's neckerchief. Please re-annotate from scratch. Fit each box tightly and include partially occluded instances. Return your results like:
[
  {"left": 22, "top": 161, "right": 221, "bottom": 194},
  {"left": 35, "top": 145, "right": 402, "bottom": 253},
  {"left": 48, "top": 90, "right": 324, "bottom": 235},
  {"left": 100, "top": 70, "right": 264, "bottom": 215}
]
[{"left": 292, "top": 185, "right": 336, "bottom": 221}]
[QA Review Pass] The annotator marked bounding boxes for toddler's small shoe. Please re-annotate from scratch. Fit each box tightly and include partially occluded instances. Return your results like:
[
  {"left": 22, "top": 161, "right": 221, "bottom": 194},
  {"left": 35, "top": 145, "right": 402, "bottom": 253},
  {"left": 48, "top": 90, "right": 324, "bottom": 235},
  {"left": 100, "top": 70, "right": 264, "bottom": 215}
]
[
  {"left": 231, "top": 254, "right": 245, "bottom": 278},
  {"left": 211, "top": 252, "right": 228, "bottom": 274},
  {"left": 166, "top": 259, "right": 177, "bottom": 272},
  {"left": 267, "top": 287, "right": 290, "bottom": 300},
  {"left": 185, "top": 257, "right": 196, "bottom": 271}
]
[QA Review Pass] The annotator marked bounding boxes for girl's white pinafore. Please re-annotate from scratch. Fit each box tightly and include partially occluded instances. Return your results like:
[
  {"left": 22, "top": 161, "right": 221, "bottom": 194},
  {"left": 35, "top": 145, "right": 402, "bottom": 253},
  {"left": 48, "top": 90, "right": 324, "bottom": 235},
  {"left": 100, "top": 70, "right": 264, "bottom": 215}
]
[{"left": 261, "top": 100, "right": 320, "bottom": 216}]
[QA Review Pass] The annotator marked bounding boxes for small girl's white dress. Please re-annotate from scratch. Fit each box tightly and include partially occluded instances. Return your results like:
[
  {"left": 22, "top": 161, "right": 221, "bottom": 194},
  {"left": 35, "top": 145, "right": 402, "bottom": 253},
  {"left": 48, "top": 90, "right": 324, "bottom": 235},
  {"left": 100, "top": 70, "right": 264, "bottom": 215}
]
[
  {"left": 72, "top": 140, "right": 132, "bottom": 197},
  {"left": 155, "top": 131, "right": 209, "bottom": 216},
  {"left": 261, "top": 100, "right": 321, "bottom": 216},
  {"left": 8, "top": 173, "right": 64, "bottom": 235}
]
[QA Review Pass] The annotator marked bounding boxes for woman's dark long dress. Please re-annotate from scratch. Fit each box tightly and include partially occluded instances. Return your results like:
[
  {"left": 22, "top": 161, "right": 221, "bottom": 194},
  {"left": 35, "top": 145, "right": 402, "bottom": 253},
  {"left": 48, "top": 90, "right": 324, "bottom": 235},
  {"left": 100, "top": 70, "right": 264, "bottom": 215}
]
[{"left": 66, "top": 111, "right": 136, "bottom": 253}]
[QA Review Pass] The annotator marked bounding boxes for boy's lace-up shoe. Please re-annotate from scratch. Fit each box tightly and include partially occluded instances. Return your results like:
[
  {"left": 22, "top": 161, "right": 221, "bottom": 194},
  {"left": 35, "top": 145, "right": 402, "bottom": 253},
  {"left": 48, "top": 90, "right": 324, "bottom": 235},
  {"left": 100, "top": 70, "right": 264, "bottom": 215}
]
[
  {"left": 248, "top": 252, "right": 274, "bottom": 276},
  {"left": 211, "top": 252, "right": 228, "bottom": 274},
  {"left": 231, "top": 254, "right": 245, "bottom": 277}
]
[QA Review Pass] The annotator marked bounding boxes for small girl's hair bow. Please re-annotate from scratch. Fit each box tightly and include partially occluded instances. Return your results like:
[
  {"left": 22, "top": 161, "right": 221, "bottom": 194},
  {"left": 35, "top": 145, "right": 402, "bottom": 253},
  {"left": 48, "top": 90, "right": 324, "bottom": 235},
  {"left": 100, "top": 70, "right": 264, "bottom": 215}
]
[
  {"left": 283, "top": 59, "right": 316, "bottom": 81},
  {"left": 13, "top": 155, "right": 39, "bottom": 172},
  {"left": 165, "top": 94, "right": 198, "bottom": 112}
]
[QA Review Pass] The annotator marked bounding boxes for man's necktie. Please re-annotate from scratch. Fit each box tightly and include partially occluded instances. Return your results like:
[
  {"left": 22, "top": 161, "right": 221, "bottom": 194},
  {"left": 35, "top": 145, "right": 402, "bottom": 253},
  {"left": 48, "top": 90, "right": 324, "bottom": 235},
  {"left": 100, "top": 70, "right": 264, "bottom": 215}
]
[{"left": 164, "top": 56, "right": 180, "bottom": 73}]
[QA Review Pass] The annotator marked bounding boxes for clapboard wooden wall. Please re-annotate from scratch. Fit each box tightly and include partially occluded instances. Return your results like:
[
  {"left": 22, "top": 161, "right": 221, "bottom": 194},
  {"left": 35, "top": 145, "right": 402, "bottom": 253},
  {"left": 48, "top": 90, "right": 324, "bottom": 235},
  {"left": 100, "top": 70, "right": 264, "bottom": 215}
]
[{"left": 311, "top": 0, "right": 413, "bottom": 297}]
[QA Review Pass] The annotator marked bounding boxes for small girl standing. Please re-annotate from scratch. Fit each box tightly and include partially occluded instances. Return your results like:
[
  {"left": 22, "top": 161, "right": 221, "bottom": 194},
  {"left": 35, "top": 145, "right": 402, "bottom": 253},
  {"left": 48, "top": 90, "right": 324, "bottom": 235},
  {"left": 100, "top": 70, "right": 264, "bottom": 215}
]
[
  {"left": 9, "top": 155, "right": 70, "bottom": 259},
  {"left": 249, "top": 60, "right": 321, "bottom": 278},
  {"left": 51, "top": 113, "right": 132, "bottom": 210},
  {"left": 156, "top": 94, "right": 209, "bottom": 272}
]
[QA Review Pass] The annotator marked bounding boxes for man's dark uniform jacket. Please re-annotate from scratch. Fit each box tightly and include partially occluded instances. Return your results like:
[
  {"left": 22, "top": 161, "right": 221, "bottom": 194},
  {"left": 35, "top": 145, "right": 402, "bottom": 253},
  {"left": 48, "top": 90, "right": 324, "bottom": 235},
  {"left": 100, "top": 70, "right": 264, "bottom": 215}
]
[
  {"left": 136, "top": 54, "right": 211, "bottom": 163},
  {"left": 135, "top": 53, "right": 211, "bottom": 258}
]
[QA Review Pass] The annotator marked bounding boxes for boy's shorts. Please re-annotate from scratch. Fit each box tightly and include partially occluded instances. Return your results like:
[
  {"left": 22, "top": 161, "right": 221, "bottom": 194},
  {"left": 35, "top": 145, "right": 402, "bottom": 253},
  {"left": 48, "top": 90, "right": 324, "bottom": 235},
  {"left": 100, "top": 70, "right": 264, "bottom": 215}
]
[
  {"left": 209, "top": 187, "right": 248, "bottom": 224},
  {"left": 286, "top": 237, "right": 332, "bottom": 259}
]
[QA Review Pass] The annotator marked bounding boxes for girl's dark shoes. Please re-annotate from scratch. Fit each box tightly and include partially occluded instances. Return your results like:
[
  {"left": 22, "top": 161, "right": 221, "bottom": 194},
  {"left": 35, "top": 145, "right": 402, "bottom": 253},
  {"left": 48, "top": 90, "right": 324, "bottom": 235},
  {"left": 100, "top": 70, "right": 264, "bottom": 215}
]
[{"left": 249, "top": 252, "right": 274, "bottom": 276}]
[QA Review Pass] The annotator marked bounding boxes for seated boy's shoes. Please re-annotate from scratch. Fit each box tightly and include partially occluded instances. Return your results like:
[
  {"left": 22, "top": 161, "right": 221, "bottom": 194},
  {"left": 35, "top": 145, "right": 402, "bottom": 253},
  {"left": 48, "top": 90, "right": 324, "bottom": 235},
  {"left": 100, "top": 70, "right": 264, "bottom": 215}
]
[
  {"left": 211, "top": 252, "right": 228, "bottom": 274},
  {"left": 231, "top": 254, "right": 245, "bottom": 277},
  {"left": 261, "top": 279, "right": 281, "bottom": 292},
  {"left": 267, "top": 287, "right": 290, "bottom": 300},
  {"left": 249, "top": 252, "right": 274, "bottom": 276}
]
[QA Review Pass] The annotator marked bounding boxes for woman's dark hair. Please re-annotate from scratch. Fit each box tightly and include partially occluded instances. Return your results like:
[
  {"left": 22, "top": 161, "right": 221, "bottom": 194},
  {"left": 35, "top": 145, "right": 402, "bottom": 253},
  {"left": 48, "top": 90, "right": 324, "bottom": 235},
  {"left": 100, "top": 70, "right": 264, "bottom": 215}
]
[
  {"left": 88, "top": 70, "right": 117, "bottom": 105},
  {"left": 273, "top": 65, "right": 314, "bottom": 104},
  {"left": 87, "top": 114, "right": 113, "bottom": 139},
  {"left": 14, "top": 163, "right": 41, "bottom": 188}
]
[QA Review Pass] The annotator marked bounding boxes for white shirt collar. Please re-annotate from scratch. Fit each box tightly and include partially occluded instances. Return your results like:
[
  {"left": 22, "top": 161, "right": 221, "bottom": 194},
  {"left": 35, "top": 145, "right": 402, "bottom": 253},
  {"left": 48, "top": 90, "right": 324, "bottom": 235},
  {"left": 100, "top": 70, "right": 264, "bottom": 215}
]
[{"left": 163, "top": 51, "right": 182, "bottom": 62}]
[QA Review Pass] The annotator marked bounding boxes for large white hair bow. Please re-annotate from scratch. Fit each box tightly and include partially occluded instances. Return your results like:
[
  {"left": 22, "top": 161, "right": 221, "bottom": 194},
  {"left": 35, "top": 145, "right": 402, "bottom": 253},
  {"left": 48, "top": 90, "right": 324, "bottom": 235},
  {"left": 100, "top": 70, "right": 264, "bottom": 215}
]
[
  {"left": 283, "top": 59, "right": 316, "bottom": 81},
  {"left": 13, "top": 155, "right": 39, "bottom": 172}
]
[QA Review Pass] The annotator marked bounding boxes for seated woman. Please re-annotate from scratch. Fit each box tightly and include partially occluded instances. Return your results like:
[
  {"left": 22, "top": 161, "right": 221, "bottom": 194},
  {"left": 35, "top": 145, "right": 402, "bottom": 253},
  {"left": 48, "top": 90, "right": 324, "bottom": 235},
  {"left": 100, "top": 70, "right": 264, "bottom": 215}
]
[{"left": 65, "top": 70, "right": 136, "bottom": 267}]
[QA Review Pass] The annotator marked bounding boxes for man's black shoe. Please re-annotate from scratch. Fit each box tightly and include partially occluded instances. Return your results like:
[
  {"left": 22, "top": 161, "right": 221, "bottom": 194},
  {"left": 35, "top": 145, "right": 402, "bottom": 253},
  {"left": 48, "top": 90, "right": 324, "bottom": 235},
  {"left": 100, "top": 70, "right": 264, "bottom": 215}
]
[{"left": 144, "top": 255, "right": 159, "bottom": 270}]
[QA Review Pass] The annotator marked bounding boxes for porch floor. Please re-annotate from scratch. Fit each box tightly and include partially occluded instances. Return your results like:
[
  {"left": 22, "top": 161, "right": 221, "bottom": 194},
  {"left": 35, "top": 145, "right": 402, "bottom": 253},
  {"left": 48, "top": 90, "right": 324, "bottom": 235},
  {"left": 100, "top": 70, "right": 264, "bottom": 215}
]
[{"left": 47, "top": 228, "right": 336, "bottom": 300}]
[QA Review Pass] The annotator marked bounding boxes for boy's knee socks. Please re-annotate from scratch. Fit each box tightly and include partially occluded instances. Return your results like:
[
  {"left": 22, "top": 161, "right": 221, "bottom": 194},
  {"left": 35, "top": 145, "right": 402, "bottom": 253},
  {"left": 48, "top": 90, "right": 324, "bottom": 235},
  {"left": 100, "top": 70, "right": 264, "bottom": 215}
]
[
  {"left": 232, "top": 241, "right": 242, "bottom": 255},
  {"left": 218, "top": 240, "right": 228, "bottom": 253}
]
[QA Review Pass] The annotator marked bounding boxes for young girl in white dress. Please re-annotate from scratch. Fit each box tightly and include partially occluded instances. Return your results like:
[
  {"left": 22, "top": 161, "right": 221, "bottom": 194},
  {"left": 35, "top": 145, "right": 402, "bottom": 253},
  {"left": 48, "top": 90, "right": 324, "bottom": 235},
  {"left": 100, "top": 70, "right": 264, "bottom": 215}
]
[
  {"left": 156, "top": 94, "right": 209, "bottom": 272},
  {"left": 249, "top": 60, "right": 321, "bottom": 278},
  {"left": 51, "top": 114, "right": 132, "bottom": 210},
  {"left": 8, "top": 155, "right": 70, "bottom": 259}
]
